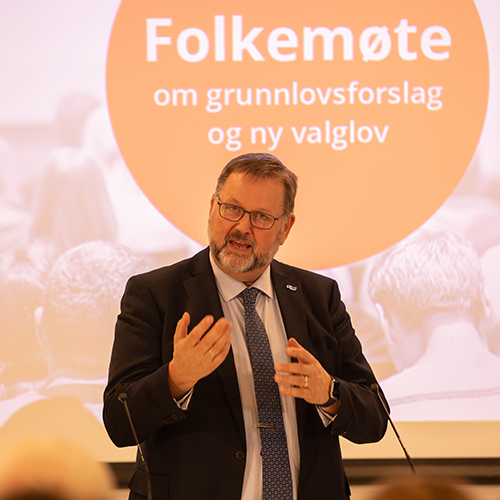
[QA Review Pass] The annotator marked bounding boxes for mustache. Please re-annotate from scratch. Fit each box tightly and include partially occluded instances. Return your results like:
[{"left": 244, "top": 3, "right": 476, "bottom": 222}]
[{"left": 224, "top": 230, "right": 255, "bottom": 247}]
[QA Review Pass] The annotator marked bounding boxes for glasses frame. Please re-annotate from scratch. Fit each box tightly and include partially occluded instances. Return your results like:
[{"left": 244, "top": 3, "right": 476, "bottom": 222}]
[{"left": 217, "top": 200, "right": 286, "bottom": 230}]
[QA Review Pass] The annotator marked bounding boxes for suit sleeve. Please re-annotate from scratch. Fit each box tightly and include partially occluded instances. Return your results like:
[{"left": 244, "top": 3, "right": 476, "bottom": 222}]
[
  {"left": 326, "top": 280, "right": 388, "bottom": 444},
  {"left": 103, "top": 274, "right": 186, "bottom": 447}
]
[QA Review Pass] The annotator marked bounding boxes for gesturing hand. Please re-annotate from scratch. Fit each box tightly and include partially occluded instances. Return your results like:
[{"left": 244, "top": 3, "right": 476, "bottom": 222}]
[
  {"left": 168, "top": 312, "right": 232, "bottom": 399},
  {"left": 274, "top": 338, "right": 339, "bottom": 415}
]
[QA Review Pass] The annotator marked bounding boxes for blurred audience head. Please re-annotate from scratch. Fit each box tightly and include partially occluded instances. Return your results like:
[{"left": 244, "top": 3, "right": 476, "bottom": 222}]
[
  {"left": 29, "top": 147, "right": 117, "bottom": 260},
  {"left": 480, "top": 243, "right": 500, "bottom": 356},
  {"left": 369, "top": 228, "right": 488, "bottom": 328},
  {"left": 83, "top": 106, "right": 122, "bottom": 169},
  {"left": 368, "top": 228, "right": 490, "bottom": 370},
  {"left": 54, "top": 92, "right": 100, "bottom": 148},
  {"left": 0, "top": 436, "right": 114, "bottom": 500},
  {"left": 37, "top": 240, "right": 151, "bottom": 376},
  {"left": 368, "top": 475, "right": 473, "bottom": 500},
  {"left": 0, "top": 244, "right": 52, "bottom": 389}
]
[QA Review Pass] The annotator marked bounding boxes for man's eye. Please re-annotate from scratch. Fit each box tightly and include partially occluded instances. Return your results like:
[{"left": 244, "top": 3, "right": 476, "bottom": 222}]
[{"left": 255, "top": 212, "right": 272, "bottom": 221}]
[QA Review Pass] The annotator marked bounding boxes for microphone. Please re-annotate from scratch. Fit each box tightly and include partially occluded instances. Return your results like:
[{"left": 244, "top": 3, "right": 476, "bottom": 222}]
[
  {"left": 115, "top": 383, "right": 153, "bottom": 500},
  {"left": 370, "top": 383, "right": 416, "bottom": 475}
]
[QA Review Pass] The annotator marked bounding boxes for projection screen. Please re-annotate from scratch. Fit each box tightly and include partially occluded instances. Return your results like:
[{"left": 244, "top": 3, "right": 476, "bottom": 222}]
[{"left": 0, "top": 0, "right": 499, "bottom": 463}]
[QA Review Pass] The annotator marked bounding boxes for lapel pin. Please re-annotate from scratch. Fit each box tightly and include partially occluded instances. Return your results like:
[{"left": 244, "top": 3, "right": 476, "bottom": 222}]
[{"left": 286, "top": 284, "right": 297, "bottom": 291}]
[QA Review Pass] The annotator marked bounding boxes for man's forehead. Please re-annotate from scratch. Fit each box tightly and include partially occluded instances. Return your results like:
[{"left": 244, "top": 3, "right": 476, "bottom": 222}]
[
  {"left": 220, "top": 173, "right": 284, "bottom": 205},
  {"left": 222, "top": 172, "right": 284, "bottom": 191}
]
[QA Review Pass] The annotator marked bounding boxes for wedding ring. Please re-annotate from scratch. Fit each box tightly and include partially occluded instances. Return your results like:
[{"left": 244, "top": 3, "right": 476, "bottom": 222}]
[
  {"left": 303, "top": 375, "right": 309, "bottom": 388},
  {"left": 208, "top": 349, "right": 215, "bottom": 358}
]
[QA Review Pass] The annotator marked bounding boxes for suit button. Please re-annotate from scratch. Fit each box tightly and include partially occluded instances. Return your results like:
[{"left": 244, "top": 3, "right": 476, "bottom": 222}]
[{"left": 235, "top": 451, "right": 245, "bottom": 460}]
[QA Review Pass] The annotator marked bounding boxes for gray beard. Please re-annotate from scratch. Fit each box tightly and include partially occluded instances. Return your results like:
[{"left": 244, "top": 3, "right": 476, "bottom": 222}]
[{"left": 208, "top": 218, "right": 282, "bottom": 275}]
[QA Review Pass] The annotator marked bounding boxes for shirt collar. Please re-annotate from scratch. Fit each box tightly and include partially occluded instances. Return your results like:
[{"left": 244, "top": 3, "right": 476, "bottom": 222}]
[{"left": 209, "top": 251, "right": 275, "bottom": 303}]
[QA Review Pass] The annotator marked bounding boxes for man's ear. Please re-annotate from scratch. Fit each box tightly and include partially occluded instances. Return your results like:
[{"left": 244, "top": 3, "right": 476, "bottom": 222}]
[
  {"left": 34, "top": 305, "right": 48, "bottom": 349},
  {"left": 374, "top": 302, "right": 397, "bottom": 345},
  {"left": 209, "top": 193, "right": 217, "bottom": 218},
  {"left": 279, "top": 214, "right": 296, "bottom": 245}
]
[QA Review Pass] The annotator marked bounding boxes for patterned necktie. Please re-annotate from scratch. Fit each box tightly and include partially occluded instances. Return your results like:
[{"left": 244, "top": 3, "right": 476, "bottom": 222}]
[{"left": 240, "top": 287, "right": 293, "bottom": 500}]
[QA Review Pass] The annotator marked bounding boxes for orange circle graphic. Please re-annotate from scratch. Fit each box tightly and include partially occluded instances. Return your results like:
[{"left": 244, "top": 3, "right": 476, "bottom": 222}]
[{"left": 107, "top": 0, "right": 488, "bottom": 269}]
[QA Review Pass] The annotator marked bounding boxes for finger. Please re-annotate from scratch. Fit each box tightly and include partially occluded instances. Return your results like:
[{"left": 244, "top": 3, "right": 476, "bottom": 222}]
[
  {"left": 206, "top": 347, "right": 217, "bottom": 362},
  {"left": 199, "top": 317, "right": 232, "bottom": 348},
  {"left": 277, "top": 384, "right": 309, "bottom": 399},
  {"left": 211, "top": 317, "right": 233, "bottom": 336},
  {"left": 274, "top": 362, "right": 307, "bottom": 376},
  {"left": 185, "top": 315, "right": 215, "bottom": 345},
  {"left": 285, "top": 340, "right": 315, "bottom": 364},
  {"left": 275, "top": 373, "right": 309, "bottom": 388},
  {"left": 174, "top": 312, "right": 190, "bottom": 342},
  {"left": 206, "top": 325, "right": 233, "bottom": 361},
  {"left": 207, "top": 320, "right": 232, "bottom": 348}
]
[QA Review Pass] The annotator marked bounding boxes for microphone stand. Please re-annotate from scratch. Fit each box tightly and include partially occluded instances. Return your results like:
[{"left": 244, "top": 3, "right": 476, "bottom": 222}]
[
  {"left": 370, "top": 383, "right": 416, "bottom": 475},
  {"left": 116, "top": 384, "right": 154, "bottom": 500}
]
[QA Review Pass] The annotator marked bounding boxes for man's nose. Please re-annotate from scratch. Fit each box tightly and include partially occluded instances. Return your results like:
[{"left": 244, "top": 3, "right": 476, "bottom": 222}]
[{"left": 235, "top": 211, "right": 253, "bottom": 232}]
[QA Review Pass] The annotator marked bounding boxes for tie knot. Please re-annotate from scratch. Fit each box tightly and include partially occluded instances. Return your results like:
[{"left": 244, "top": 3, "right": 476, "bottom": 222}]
[{"left": 240, "top": 287, "right": 260, "bottom": 307}]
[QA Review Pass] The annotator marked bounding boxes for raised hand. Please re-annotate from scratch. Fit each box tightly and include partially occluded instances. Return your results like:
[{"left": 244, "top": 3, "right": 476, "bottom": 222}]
[
  {"left": 274, "top": 338, "right": 339, "bottom": 415},
  {"left": 168, "top": 312, "right": 232, "bottom": 399}
]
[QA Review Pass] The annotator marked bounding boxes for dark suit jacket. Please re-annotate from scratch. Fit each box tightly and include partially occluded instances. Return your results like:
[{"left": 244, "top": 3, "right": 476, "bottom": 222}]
[{"left": 103, "top": 248, "right": 388, "bottom": 500}]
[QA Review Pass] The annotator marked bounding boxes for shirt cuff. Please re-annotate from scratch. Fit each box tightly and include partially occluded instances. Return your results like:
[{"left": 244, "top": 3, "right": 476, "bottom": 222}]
[
  {"left": 316, "top": 404, "right": 338, "bottom": 427},
  {"left": 174, "top": 387, "right": 194, "bottom": 410}
]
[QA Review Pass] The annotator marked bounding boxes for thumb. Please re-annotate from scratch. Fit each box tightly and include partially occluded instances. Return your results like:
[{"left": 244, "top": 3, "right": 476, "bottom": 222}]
[{"left": 288, "top": 337, "right": 301, "bottom": 349}]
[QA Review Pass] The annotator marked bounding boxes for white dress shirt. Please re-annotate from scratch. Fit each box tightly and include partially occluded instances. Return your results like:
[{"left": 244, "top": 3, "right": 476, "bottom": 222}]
[{"left": 209, "top": 254, "right": 300, "bottom": 500}]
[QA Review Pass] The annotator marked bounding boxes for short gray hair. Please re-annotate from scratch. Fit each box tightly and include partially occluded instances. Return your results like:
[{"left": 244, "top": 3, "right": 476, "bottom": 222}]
[{"left": 215, "top": 153, "right": 298, "bottom": 215}]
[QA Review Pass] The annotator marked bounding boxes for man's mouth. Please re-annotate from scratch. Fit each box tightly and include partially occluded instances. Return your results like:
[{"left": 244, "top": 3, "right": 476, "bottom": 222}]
[
  {"left": 229, "top": 239, "right": 251, "bottom": 249},
  {"left": 227, "top": 236, "right": 253, "bottom": 252}
]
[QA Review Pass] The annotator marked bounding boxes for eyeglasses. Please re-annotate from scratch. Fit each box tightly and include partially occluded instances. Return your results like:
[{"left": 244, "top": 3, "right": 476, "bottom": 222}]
[{"left": 217, "top": 200, "right": 286, "bottom": 230}]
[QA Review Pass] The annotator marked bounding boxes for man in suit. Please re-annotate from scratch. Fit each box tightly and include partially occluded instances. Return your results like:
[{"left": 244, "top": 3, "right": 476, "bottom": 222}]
[{"left": 103, "top": 153, "right": 388, "bottom": 500}]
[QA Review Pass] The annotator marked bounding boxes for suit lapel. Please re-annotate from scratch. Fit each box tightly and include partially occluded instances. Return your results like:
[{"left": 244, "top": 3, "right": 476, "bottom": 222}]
[
  {"left": 271, "top": 261, "right": 310, "bottom": 349},
  {"left": 182, "top": 249, "right": 245, "bottom": 438},
  {"left": 183, "top": 248, "right": 225, "bottom": 323},
  {"left": 271, "top": 260, "right": 309, "bottom": 438}
]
